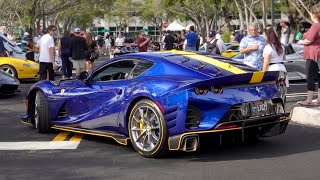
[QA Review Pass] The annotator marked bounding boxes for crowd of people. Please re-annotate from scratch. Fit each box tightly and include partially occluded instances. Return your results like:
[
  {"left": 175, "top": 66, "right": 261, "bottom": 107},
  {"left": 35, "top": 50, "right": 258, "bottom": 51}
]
[{"left": 0, "top": 4, "right": 319, "bottom": 107}]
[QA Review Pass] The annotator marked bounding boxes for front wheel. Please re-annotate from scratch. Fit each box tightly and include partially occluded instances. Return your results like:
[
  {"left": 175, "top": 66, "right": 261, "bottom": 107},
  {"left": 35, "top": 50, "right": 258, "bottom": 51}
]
[
  {"left": 128, "top": 99, "right": 168, "bottom": 158},
  {"left": 34, "top": 91, "right": 51, "bottom": 133}
]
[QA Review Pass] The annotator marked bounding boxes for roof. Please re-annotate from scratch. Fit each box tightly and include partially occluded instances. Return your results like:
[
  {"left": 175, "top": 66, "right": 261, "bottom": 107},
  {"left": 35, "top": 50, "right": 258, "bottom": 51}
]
[{"left": 116, "top": 51, "right": 256, "bottom": 78}]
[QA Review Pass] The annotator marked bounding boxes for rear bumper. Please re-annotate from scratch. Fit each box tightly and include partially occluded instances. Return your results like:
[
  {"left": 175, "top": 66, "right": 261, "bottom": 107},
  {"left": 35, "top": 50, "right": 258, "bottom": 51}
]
[{"left": 168, "top": 113, "right": 290, "bottom": 151}]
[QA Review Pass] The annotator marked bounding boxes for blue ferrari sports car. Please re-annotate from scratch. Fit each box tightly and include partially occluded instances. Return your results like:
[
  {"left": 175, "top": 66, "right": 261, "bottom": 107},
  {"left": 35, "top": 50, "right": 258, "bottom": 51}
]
[{"left": 22, "top": 50, "right": 290, "bottom": 157}]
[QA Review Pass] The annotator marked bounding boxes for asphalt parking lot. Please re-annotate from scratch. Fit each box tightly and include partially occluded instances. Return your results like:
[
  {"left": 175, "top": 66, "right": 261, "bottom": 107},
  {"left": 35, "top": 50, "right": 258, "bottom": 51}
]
[{"left": 0, "top": 79, "right": 320, "bottom": 179}]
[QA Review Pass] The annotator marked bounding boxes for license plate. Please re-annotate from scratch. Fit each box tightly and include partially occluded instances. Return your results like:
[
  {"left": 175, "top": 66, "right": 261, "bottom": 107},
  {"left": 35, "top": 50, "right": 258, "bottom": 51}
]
[{"left": 250, "top": 101, "right": 269, "bottom": 117}]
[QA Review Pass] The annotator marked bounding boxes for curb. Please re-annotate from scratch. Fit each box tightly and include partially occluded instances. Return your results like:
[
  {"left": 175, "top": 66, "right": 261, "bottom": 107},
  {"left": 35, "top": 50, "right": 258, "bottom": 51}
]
[{"left": 290, "top": 104, "right": 320, "bottom": 127}]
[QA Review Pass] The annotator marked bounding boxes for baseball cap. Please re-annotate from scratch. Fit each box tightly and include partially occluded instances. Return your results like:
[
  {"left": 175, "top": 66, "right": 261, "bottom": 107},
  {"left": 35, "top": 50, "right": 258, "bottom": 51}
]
[
  {"left": 74, "top": 28, "right": 81, "bottom": 33},
  {"left": 209, "top": 31, "right": 216, "bottom": 37},
  {"left": 24, "top": 32, "right": 29, "bottom": 36}
]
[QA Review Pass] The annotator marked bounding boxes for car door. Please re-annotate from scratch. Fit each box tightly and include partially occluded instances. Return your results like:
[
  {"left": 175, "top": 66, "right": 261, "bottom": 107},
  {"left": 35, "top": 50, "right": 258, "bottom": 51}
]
[{"left": 64, "top": 59, "right": 138, "bottom": 131}]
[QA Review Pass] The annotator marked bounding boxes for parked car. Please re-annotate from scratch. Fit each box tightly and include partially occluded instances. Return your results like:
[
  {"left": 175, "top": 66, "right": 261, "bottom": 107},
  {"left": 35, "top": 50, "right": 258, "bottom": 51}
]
[
  {"left": 232, "top": 44, "right": 306, "bottom": 81},
  {"left": 222, "top": 43, "right": 240, "bottom": 58},
  {"left": 0, "top": 70, "right": 20, "bottom": 95},
  {"left": 23, "top": 51, "right": 290, "bottom": 157},
  {"left": 0, "top": 57, "right": 39, "bottom": 79}
]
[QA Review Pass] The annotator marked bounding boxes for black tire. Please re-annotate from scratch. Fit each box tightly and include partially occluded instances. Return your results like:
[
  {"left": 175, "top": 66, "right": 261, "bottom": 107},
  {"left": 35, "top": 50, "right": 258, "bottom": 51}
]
[
  {"left": 34, "top": 91, "right": 51, "bottom": 133},
  {"left": 128, "top": 99, "right": 168, "bottom": 158},
  {"left": 0, "top": 65, "right": 18, "bottom": 78}
]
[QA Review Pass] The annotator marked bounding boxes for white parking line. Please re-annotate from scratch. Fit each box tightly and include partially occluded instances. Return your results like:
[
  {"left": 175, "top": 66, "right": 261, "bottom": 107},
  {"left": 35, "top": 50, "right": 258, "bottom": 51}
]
[{"left": 0, "top": 141, "right": 80, "bottom": 150}]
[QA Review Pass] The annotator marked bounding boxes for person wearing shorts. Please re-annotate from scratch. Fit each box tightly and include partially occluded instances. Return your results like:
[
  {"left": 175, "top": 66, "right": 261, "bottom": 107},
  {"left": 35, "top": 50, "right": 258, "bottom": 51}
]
[{"left": 70, "top": 28, "right": 87, "bottom": 76}]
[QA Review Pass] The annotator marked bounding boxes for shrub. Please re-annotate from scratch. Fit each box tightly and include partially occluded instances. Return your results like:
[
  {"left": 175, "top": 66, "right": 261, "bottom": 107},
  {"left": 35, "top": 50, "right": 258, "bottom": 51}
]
[{"left": 222, "top": 31, "right": 231, "bottom": 43}]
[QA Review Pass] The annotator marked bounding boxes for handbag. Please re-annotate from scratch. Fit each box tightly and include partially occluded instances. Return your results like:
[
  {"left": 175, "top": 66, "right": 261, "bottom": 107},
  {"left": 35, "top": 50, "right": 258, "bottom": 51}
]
[{"left": 90, "top": 51, "right": 99, "bottom": 60}]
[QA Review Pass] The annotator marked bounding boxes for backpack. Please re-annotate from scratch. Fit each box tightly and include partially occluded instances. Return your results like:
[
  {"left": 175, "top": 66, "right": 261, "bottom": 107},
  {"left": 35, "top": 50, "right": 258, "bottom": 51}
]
[{"left": 206, "top": 39, "right": 221, "bottom": 55}]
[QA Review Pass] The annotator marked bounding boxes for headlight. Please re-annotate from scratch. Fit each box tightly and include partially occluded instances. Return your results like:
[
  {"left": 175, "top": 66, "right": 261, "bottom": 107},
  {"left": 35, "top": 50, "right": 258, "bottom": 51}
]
[{"left": 194, "top": 86, "right": 209, "bottom": 95}]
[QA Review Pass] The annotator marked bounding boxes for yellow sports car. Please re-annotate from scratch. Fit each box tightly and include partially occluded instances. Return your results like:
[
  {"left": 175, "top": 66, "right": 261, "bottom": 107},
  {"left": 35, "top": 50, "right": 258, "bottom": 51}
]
[
  {"left": 0, "top": 57, "right": 39, "bottom": 79},
  {"left": 222, "top": 44, "right": 240, "bottom": 58}
]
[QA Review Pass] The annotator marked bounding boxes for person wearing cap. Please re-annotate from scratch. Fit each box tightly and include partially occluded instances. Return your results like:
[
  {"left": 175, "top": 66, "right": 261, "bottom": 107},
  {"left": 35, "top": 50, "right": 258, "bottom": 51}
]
[
  {"left": 38, "top": 25, "right": 56, "bottom": 80},
  {"left": 70, "top": 28, "right": 88, "bottom": 75},
  {"left": 239, "top": 23, "right": 266, "bottom": 69},
  {"left": 205, "top": 31, "right": 227, "bottom": 55}
]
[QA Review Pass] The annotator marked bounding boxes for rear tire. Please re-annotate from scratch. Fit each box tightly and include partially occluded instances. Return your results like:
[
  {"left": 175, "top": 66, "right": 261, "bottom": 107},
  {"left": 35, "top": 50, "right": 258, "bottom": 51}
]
[
  {"left": 128, "top": 99, "right": 168, "bottom": 158},
  {"left": 34, "top": 91, "right": 51, "bottom": 133}
]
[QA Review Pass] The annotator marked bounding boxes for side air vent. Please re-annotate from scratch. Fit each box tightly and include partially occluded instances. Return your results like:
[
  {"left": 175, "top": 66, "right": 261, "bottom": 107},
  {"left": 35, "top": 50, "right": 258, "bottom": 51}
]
[
  {"left": 186, "top": 104, "right": 201, "bottom": 130},
  {"left": 56, "top": 104, "right": 68, "bottom": 119}
]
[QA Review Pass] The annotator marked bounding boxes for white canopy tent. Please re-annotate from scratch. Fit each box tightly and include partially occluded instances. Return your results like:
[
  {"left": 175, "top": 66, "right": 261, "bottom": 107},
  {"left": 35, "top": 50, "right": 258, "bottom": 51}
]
[{"left": 165, "top": 21, "right": 186, "bottom": 31}]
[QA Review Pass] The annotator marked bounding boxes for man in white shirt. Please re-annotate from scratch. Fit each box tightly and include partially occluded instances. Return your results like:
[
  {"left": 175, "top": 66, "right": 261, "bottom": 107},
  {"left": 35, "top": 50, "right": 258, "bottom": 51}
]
[
  {"left": 115, "top": 34, "right": 124, "bottom": 46},
  {"left": 39, "top": 25, "right": 56, "bottom": 80}
]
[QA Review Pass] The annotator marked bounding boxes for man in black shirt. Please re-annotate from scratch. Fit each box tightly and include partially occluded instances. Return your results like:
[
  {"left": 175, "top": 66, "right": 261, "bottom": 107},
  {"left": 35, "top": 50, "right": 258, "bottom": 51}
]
[
  {"left": 164, "top": 30, "right": 175, "bottom": 50},
  {"left": 70, "top": 28, "right": 87, "bottom": 75}
]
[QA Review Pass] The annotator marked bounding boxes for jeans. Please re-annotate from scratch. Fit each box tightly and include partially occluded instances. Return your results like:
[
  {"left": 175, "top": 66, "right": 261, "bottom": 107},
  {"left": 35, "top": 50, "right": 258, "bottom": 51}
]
[
  {"left": 185, "top": 46, "right": 196, "bottom": 51},
  {"left": 39, "top": 62, "right": 54, "bottom": 81},
  {"left": 61, "top": 54, "right": 72, "bottom": 78}
]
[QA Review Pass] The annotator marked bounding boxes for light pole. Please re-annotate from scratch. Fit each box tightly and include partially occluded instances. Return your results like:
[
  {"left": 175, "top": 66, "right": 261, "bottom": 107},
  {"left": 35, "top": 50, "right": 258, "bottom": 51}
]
[{"left": 271, "top": 0, "right": 275, "bottom": 27}]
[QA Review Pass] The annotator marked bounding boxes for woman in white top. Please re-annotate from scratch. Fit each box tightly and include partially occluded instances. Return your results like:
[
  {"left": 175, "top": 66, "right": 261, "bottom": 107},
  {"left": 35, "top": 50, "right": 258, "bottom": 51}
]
[
  {"left": 104, "top": 34, "right": 111, "bottom": 55},
  {"left": 263, "top": 27, "right": 289, "bottom": 87}
]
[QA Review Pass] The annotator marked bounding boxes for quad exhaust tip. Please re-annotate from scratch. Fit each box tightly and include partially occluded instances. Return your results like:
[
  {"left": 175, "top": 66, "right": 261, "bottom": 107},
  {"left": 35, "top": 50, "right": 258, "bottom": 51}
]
[{"left": 180, "top": 135, "right": 199, "bottom": 152}]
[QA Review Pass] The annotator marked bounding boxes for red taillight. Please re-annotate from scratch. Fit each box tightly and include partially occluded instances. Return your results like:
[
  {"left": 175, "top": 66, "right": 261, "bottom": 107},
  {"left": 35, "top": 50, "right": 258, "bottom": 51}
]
[{"left": 215, "top": 124, "right": 238, "bottom": 130}]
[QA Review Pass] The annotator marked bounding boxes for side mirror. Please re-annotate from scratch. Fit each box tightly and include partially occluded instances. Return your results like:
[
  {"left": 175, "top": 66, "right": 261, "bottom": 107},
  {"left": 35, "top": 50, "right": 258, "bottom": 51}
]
[{"left": 77, "top": 71, "right": 88, "bottom": 82}]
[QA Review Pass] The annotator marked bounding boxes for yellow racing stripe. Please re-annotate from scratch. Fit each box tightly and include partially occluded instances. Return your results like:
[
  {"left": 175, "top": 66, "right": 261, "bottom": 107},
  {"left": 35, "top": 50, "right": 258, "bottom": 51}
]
[
  {"left": 69, "top": 133, "right": 83, "bottom": 142},
  {"left": 171, "top": 50, "right": 247, "bottom": 74},
  {"left": 52, "top": 132, "right": 70, "bottom": 141},
  {"left": 250, "top": 71, "right": 265, "bottom": 84}
]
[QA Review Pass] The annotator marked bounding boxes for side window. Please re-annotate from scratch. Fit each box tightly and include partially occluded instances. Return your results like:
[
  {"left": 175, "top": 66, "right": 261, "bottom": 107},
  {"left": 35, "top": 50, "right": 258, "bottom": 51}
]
[
  {"left": 130, "top": 61, "right": 154, "bottom": 79},
  {"left": 91, "top": 60, "right": 137, "bottom": 82}
]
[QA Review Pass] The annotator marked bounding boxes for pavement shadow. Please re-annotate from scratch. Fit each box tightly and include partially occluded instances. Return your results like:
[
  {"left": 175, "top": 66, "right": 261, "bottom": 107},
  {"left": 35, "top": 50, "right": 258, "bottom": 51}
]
[{"left": 163, "top": 123, "right": 320, "bottom": 161}]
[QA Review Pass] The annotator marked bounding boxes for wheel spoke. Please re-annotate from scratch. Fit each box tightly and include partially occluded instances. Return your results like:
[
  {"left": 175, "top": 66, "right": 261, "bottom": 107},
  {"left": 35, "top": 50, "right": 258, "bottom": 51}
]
[
  {"left": 142, "top": 134, "right": 148, "bottom": 149},
  {"left": 139, "top": 108, "right": 144, "bottom": 121},
  {"left": 133, "top": 115, "right": 143, "bottom": 125},
  {"left": 151, "top": 133, "right": 159, "bottom": 142},
  {"left": 151, "top": 125, "right": 160, "bottom": 130},
  {"left": 136, "top": 130, "right": 146, "bottom": 142},
  {"left": 132, "top": 127, "right": 144, "bottom": 131},
  {"left": 149, "top": 114, "right": 156, "bottom": 122},
  {"left": 145, "top": 107, "right": 149, "bottom": 120},
  {"left": 148, "top": 134, "right": 155, "bottom": 149}
]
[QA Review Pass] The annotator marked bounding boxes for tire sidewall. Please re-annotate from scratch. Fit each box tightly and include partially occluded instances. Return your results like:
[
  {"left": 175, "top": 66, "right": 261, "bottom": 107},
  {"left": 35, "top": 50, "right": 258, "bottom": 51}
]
[
  {"left": 128, "top": 99, "right": 168, "bottom": 158},
  {"left": 35, "top": 91, "right": 51, "bottom": 133}
]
